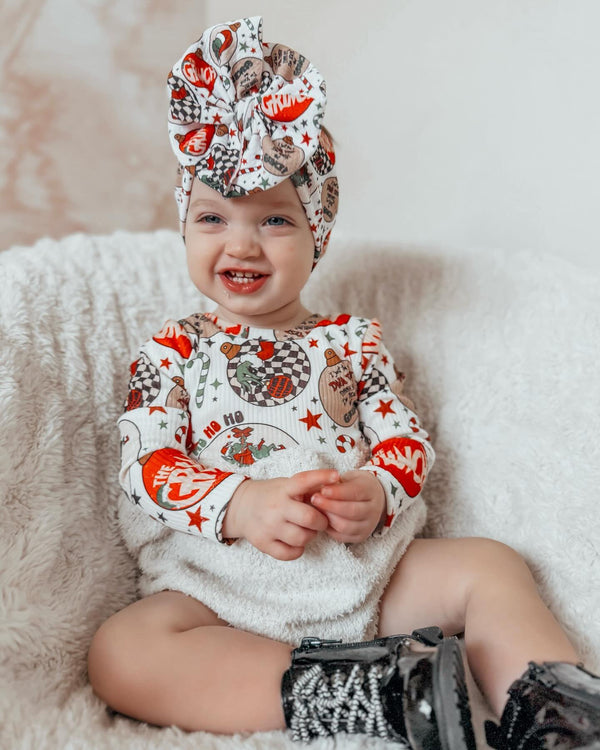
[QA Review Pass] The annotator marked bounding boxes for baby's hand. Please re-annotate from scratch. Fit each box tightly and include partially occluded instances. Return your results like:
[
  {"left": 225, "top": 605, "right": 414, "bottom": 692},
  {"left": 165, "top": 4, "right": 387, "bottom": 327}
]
[
  {"left": 310, "top": 470, "right": 386, "bottom": 544},
  {"left": 222, "top": 470, "right": 338, "bottom": 561}
]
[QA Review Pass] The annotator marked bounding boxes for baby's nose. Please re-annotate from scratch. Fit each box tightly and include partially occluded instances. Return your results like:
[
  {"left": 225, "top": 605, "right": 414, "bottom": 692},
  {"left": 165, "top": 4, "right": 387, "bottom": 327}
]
[{"left": 225, "top": 229, "right": 261, "bottom": 258}]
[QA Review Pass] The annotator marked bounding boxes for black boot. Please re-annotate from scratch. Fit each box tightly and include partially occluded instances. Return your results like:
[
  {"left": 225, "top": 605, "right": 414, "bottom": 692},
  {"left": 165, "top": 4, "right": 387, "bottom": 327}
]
[
  {"left": 485, "top": 661, "right": 600, "bottom": 749},
  {"left": 281, "top": 626, "right": 476, "bottom": 748}
]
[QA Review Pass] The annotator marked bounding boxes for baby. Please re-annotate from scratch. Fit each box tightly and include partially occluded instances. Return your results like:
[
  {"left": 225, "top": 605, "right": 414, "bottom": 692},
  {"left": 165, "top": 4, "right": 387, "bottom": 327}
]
[{"left": 88, "top": 16, "right": 600, "bottom": 749}]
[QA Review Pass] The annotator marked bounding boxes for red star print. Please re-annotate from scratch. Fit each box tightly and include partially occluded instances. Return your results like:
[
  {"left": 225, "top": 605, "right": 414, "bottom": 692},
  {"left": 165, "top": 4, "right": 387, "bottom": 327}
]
[
  {"left": 302, "top": 131, "right": 311, "bottom": 145},
  {"left": 308, "top": 338, "right": 319, "bottom": 348},
  {"left": 229, "top": 128, "right": 236, "bottom": 137},
  {"left": 187, "top": 506, "right": 209, "bottom": 532},
  {"left": 381, "top": 355, "right": 389, "bottom": 366},
  {"left": 342, "top": 342, "right": 357, "bottom": 357},
  {"left": 310, "top": 223, "right": 318, "bottom": 233},
  {"left": 374, "top": 399, "right": 395, "bottom": 418},
  {"left": 299, "top": 409, "right": 322, "bottom": 431},
  {"left": 149, "top": 406, "right": 167, "bottom": 415},
  {"left": 361, "top": 355, "right": 370, "bottom": 370},
  {"left": 212, "top": 113, "right": 222, "bottom": 124},
  {"left": 384, "top": 512, "right": 395, "bottom": 528},
  {"left": 160, "top": 358, "right": 172, "bottom": 369}
]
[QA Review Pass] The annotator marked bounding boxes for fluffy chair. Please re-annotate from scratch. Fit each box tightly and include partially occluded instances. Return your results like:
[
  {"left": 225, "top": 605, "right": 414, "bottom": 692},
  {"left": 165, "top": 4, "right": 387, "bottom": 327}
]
[{"left": 1, "top": 230, "right": 598, "bottom": 749}]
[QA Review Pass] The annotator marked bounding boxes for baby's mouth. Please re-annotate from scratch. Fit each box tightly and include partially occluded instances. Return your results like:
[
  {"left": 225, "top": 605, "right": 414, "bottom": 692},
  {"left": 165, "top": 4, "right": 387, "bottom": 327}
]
[
  {"left": 219, "top": 270, "right": 269, "bottom": 294},
  {"left": 222, "top": 270, "right": 266, "bottom": 284}
]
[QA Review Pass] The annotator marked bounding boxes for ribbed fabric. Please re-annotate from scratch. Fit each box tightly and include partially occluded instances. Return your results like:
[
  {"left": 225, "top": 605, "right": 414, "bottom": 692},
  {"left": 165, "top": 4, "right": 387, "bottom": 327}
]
[{"left": 117, "top": 311, "right": 433, "bottom": 642}]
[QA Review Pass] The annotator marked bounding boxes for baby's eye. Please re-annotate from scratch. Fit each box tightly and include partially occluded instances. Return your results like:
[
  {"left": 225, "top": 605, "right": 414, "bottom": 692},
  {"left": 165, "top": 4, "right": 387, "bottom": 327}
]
[
  {"left": 198, "top": 214, "right": 222, "bottom": 224},
  {"left": 265, "top": 216, "right": 289, "bottom": 227}
]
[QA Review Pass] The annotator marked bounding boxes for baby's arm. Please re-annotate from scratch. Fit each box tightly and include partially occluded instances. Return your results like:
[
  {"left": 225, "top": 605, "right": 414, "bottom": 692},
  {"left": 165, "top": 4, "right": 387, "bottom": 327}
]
[
  {"left": 118, "top": 321, "right": 246, "bottom": 542},
  {"left": 312, "top": 320, "right": 435, "bottom": 543}
]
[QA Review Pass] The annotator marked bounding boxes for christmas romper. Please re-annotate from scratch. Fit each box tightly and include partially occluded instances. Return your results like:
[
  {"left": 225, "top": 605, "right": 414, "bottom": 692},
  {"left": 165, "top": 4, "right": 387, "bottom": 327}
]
[{"left": 117, "top": 312, "right": 435, "bottom": 644}]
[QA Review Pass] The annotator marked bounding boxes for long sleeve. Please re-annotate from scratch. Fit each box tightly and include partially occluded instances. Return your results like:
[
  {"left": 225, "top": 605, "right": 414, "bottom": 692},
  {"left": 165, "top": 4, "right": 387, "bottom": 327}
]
[
  {"left": 117, "top": 319, "right": 246, "bottom": 542},
  {"left": 356, "top": 320, "right": 435, "bottom": 535}
]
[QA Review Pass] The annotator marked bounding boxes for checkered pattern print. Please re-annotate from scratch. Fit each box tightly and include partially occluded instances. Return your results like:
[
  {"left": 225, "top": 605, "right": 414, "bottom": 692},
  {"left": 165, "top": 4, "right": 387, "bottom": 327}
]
[
  {"left": 198, "top": 144, "right": 242, "bottom": 192},
  {"left": 124, "top": 353, "right": 161, "bottom": 410},
  {"left": 311, "top": 141, "right": 335, "bottom": 177},
  {"left": 227, "top": 341, "right": 311, "bottom": 407},
  {"left": 168, "top": 73, "right": 203, "bottom": 124},
  {"left": 359, "top": 368, "right": 389, "bottom": 402}
]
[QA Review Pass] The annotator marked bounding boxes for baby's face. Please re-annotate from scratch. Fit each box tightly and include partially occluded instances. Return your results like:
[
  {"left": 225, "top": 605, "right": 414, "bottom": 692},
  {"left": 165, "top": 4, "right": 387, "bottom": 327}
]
[{"left": 184, "top": 177, "right": 315, "bottom": 330}]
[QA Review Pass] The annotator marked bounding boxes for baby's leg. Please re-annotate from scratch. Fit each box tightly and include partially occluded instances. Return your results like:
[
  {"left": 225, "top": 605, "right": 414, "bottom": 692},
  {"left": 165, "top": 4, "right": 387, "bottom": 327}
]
[
  {"left": 88, "top": 590, "right": 291, "bottom": 733},
  {"left": 378, "top": 537, "right": 578, "bottom": 716}
]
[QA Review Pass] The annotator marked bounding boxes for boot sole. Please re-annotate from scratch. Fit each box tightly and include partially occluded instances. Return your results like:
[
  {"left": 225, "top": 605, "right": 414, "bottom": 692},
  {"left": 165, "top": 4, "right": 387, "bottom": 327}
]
[{"left": 433, "top": 637, "right": 476, "bottom": 750}]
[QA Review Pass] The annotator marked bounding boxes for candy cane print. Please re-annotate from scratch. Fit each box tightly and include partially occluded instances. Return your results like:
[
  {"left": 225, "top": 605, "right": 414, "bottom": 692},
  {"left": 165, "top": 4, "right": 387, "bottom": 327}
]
[{"left": 186, "top": 351, "right": 211, "bottom": 408}]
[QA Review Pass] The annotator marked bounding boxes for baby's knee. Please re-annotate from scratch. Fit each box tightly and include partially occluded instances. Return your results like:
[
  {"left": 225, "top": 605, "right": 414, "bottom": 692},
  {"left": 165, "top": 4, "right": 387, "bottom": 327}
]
[
  {"left": 87, "top": 615, "right": 144, "bottom": 709},
  {"left": 459, "top": 537, "right": 532, "bottom": 587}
]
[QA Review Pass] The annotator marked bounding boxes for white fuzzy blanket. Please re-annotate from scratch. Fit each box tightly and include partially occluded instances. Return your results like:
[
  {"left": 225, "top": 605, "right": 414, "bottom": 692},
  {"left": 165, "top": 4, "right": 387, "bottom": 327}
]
[{"left": 1, "top": 230, "right": 599, "bottom": 749}]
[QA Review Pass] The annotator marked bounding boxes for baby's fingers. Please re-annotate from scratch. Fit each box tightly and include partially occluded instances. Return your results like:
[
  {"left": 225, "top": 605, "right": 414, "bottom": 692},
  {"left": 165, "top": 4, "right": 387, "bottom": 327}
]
[
  {"left": 311, "top": 495, "right": 368, "bottom": 521},
  {"left": 265, "top": 540, "right": 305, "bottom": 561},
  {"left": 289, "top": 469, "right": 340, "bottom": 499},
  {"left": 325, "top": 526, "right": 366, "bottom": 544},
  {"left": 287, "top": 499, "right": 329, "bottom": 532},
  {"left": 321, "top": 512, "right": 368, "bottom": 543},
  {"left": 318, "top": 479, "right": 365, "bottom": 503}
]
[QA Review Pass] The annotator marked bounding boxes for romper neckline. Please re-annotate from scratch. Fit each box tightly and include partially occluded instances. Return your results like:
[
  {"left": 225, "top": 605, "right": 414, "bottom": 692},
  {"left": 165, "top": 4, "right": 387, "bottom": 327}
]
[{"left": 203, "top": 312, "right": 326, "bottom": 340}]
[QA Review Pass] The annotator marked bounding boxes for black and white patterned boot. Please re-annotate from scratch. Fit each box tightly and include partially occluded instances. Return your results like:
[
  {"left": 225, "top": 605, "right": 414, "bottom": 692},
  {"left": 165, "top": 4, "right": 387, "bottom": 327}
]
[
  {"left": 281, "top": 626, "right": 476, "bottom": 748},
  {"left": 485, "top": 661, "right": 600, "bottom": 749}
]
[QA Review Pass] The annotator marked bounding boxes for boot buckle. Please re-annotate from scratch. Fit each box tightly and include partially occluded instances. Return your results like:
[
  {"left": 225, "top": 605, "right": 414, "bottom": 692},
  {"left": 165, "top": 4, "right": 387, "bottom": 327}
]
[{"left": 297, "top": 637, "right": 342, "bottom": 652}]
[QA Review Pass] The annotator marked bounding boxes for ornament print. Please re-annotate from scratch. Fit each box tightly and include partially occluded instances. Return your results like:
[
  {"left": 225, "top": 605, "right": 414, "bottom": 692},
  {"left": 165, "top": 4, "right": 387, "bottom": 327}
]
[
  {"left": 318, "top": 348, "right": 358, "bottom": 427},
  {"left": 220, "top": 339, "right": 311, "bottom": 406},
  {"left": 209, "top": 22, "right": 241, "bottom": 66},
  {"left": 125, "top": 353, "right": 161, "bottom": 410},
  {"left": 141, "top": 448, "right": 230, "bottom": 513},
  {"left": 368, "top": 437, "right": 428, "bottom": 498}
]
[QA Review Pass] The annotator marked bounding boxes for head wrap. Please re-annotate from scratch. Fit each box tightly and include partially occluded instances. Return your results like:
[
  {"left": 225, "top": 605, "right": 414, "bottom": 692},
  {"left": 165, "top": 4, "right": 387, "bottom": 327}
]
[{"left": 167, "top": 16, "right": 338, "bottom": 265}]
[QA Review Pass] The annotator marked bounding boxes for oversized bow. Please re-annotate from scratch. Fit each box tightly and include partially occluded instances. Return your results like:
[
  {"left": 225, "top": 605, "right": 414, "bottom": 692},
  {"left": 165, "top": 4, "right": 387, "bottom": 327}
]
[{"left": 167, "top": 16, "right": 338, "bottom": 265}]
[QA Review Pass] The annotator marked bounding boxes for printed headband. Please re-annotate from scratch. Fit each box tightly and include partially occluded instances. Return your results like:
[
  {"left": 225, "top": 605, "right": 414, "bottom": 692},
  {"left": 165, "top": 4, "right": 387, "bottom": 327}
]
[{"left": 167, "top": 16, "right": 338, "bottom": 265}]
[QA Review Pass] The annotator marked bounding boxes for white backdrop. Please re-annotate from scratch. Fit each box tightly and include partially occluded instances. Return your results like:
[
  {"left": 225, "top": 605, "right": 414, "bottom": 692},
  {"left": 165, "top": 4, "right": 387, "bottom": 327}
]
[
  {"left": 2, "top": 0, "right": 599, "bottom": 270},
  {"left": 207, "top": 0, "right": 600, "bottom": 270}
]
